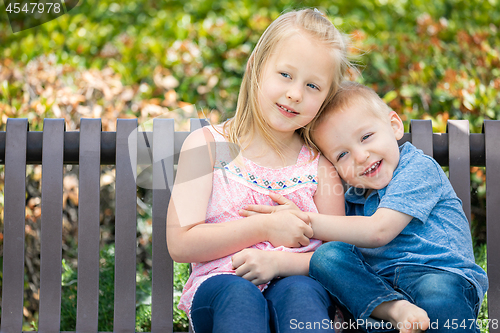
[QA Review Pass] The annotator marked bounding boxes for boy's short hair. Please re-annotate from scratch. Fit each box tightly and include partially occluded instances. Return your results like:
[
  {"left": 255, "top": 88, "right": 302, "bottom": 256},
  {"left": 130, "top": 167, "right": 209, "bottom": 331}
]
[{"left": 312, "top": 81, "right": 393, "bottom": 130}]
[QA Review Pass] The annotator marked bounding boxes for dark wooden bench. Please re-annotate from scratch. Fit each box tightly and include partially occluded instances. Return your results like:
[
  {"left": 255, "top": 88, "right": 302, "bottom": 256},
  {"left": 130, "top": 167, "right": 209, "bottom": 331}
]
[{"left": 0, "top": 117, "right": 499, "bottom": 332}]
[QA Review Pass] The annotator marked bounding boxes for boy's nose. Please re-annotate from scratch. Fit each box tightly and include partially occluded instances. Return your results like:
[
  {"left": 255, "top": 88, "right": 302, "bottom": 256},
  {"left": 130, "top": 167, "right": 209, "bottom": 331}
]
[{"left": 354, "top": 149, "right": 369, "bottom": 164}]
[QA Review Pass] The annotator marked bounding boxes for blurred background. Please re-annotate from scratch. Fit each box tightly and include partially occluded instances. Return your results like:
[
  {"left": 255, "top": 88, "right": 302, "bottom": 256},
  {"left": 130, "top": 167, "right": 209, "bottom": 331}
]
[{"left": 0, "top": 0, "right": 498, "bottom": 331}]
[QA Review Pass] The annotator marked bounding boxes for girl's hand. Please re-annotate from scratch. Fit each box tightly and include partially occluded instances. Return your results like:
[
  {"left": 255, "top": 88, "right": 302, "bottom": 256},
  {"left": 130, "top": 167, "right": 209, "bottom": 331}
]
[
  {"left": 232, "top": 248, "right": 279, "bottom": 285},
  {"left": 239, "top": 192, "right": 301, "bottom": 216}
]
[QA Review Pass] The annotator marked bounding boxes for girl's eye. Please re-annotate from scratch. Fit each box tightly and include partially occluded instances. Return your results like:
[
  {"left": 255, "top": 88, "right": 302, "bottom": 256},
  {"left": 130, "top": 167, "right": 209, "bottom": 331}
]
[
  {"left": 280, "top": 72, "right": 291, "bottom": 79},
  {"left": 307, "top": 83, "right": 319, "bottom": 90},
  {"left": 337, "top": 151, "right": 347, "bottom": 161}
]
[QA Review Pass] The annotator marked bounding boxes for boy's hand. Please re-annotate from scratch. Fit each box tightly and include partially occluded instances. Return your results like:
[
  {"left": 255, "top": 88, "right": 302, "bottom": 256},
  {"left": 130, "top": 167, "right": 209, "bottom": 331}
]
[
  {"left": 266, "top": 210, "right": 313, "bottom": 247},
  {"left": 232, "top": 248, "right": 279, "bottom": 285},
  {"left": 239, "top": 192, "right": 301, "bottom": 216}
]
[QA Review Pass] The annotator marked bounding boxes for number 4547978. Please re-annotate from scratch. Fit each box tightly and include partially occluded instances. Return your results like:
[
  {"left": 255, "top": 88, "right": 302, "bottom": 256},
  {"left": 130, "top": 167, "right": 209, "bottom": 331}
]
[
  {"left": 6, "top": 2, "right": 61, "bottom": 14},
  {"left": 443, "top": 319, "right": 498, "bottom": 330}
]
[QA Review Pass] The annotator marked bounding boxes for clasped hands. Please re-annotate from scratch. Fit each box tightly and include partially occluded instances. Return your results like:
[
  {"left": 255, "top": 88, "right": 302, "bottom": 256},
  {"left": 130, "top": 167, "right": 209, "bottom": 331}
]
[{"left": 231, "top": 192, "right": 313, "bottom": 285}]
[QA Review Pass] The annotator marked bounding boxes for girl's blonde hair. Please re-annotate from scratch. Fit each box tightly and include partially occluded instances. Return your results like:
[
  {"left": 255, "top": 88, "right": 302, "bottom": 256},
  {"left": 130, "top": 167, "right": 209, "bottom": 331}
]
[{"left": 223, "top": 8, "right": 354, "bottom": 158}]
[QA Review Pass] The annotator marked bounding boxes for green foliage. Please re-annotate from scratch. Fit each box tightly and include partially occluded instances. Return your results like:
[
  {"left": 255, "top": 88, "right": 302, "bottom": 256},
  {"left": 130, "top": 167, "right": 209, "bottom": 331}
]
[
  {"left": 174, "top": 263, "right": 190, "bottom": 331},
  {"left": 59, "top": 245, "right": 190, "bottom": 331},
  {"left": 61, "top": 245, "right": 115, "bottom": 331},
  {"left": 2, "top": 0, "right": 497, "bottom": 130},
  {"left": 475, "top": 242, "right": 489, "bottom": 333},
  {"left": 60, "top": 259, "right": 77, "bottom": 329}
]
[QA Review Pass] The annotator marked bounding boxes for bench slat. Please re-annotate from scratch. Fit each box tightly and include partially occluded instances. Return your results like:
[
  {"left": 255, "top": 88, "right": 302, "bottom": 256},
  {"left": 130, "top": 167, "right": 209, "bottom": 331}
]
[
  {"left": 410, "top": 119, "right": 433, "bottom": 157},
  {"left": 76, "top": 119, "right": 102, "bottom": 333},
  {"left": 0, "top": 119, "right": 28, "bottom": 333},
  {"left": 447, "top": 120, "right": 472, "bottom": 226},
  {"left": 484, "top": 120, "right": 500, "bottom": 326},
  {"left": 113, "top": 119, "right": 138, "bottom": 333},
  {"left": 185, "top": 119, "right": 210, "bottom": 333},
  {"left": 38, "top": 119, "right": 65, "bottom": 333},
  {"left": 189, "top": 118, "right": 209, "bottom": 132},
  {"left": 151, "top": 119, "right": 175, "bottom": 332}
]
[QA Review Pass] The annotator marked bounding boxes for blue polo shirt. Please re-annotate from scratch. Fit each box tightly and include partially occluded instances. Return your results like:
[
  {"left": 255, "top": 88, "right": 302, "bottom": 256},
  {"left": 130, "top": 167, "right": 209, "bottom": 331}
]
[{"left": 345, "top": 142, "right": 488, "bottom": 304}]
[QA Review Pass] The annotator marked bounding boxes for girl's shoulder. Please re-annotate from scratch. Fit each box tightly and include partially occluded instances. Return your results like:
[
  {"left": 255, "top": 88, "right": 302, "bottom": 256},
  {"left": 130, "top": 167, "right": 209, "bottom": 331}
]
[
  {"left": 204, "top": 124, "right": 228, "bottom": 142},
  {"left": 296, "top": 144, "right": 321, "bottom": 167},
  {"left": 182, "top": 126, "right": 214, "bottom": 149}
]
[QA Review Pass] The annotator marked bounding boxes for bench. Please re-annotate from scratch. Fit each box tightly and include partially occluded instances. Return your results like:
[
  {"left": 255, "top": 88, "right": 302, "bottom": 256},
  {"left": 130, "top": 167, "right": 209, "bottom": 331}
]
[{"left": 0, "top": 117, "right": 499, "bottom": 332}]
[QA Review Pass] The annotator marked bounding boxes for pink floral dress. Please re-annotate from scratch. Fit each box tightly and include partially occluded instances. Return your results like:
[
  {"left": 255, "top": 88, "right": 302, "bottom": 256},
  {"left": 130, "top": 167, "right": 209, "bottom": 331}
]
[{"left": 178, "top": 126, "right": 343, "bottom": 330}]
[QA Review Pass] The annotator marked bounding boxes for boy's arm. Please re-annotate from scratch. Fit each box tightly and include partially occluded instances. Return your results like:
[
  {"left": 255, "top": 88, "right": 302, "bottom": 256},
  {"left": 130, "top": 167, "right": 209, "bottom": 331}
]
[{"left": 309, "top": 208, "right": 413, "bottom": 248}]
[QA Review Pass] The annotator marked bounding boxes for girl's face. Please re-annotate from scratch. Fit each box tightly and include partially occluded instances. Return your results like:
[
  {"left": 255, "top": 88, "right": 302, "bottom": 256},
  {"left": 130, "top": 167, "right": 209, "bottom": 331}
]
[{"left": 258, "top": 32, "right": 335, "bottom": 136}]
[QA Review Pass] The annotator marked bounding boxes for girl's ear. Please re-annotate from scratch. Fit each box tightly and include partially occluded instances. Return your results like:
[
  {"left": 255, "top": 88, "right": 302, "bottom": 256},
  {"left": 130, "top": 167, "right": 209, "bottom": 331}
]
[{"left": 389, "top": 111, "right": 404, "bottom": 140}]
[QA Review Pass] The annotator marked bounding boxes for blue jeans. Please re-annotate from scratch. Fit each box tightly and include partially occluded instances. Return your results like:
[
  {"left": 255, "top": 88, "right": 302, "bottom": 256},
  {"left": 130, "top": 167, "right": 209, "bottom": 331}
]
[
  {"left": 191, "top": 274, "right": 338, "bottom": 333},
  {"left": 309, "top": 242, "right": 481, "bottom": 333}
]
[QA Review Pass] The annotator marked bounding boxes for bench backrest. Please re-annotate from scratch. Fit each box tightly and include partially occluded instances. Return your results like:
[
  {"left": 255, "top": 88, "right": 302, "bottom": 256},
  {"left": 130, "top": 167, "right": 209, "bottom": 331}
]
[{"left": 0, "top": 117, "right": 499, "bottom": 332}]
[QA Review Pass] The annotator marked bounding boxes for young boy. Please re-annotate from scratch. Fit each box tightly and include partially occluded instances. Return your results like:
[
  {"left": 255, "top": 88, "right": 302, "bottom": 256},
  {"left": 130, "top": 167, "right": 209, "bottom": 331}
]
[
  {"left": 240, "top": 81, "right": 488, "bottom": 332},
  {"left": 309, "top": 81, "right": 488, "bottom": 332}
]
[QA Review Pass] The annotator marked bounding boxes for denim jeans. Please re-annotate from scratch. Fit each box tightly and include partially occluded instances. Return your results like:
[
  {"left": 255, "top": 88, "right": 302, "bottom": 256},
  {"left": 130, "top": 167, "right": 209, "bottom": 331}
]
[
  {"left": 309, "top": 242, "right": 481, "bottom": 333},
  {"left": 191, "top": 274, "right": 338, "bottom": 333}
]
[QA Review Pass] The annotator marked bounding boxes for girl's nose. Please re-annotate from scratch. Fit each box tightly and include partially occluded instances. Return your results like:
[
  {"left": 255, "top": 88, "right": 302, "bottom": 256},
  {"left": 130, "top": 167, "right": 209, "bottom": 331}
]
[{"left": 286, "top": 85, "right": 303, "bottom": 103}]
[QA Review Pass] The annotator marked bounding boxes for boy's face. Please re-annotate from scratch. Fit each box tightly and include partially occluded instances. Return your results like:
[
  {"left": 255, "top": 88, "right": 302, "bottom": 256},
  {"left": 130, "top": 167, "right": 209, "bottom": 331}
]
[{"left": 314, "top": 105, "right": 404, "bottom": 190}]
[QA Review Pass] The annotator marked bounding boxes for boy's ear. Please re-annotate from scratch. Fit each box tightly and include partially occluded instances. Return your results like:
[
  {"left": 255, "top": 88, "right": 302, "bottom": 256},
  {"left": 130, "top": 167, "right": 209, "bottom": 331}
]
[{"left": 389, "top": 111, "right": 404, "bottom": 140}]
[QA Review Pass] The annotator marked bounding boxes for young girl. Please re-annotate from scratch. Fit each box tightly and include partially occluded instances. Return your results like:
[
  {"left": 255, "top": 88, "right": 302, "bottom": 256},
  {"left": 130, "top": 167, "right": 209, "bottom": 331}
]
[{"left": 167, "top": 9, "right": 352, "bottom": 333}]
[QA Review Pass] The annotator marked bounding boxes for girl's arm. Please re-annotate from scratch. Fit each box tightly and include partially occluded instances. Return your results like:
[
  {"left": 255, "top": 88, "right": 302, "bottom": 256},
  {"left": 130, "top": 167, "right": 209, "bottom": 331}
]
[
  {"left": 313, "top": 155, "right": 345, "bottom": 216},
  {"left": 166, "top": 128, "right": 313, "bottom": 263}
]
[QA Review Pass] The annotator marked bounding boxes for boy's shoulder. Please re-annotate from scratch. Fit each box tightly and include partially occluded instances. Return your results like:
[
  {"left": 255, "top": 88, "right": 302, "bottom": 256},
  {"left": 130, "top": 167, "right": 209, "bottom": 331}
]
[
  {"left": 383, "top": 142, "right": 449, "bottom": 199},
  {"left": 392, "top": 142, "right": 442, "bottom": 179}
]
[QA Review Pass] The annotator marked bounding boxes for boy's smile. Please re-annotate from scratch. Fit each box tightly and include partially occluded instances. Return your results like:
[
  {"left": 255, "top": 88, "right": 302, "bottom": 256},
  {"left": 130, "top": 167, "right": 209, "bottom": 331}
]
[
  {"left": 361, "top": 160, "right": 382, "bottom": 177},
  {"left": 313, "top": 105, "right": 404, "bottom": 191}
]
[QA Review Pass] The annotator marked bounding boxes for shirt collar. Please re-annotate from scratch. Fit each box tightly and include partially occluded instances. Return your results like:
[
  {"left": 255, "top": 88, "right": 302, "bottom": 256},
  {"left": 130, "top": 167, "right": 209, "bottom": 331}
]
[{"left": 345, "top": 186, "right": 385, "bottom": 204}]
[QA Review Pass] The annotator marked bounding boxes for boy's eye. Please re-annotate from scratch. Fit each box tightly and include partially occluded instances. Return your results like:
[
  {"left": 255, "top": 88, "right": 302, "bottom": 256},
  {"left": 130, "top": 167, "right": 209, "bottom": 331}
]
[
  {"left": 280, "top": 72, "right": 291, "bottom": 79},
  {"left": 361, "top": 133, "right": 372, "bottom": 141},
  {"left": 337, "top": 151, "right": 347, "bottom": 161}
]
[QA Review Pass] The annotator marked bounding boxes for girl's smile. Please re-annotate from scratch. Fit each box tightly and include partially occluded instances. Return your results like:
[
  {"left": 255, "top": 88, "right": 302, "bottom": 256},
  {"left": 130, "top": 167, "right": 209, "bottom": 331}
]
[{"left": 276, "top": 103, "right": 299, "bottom": 117}]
